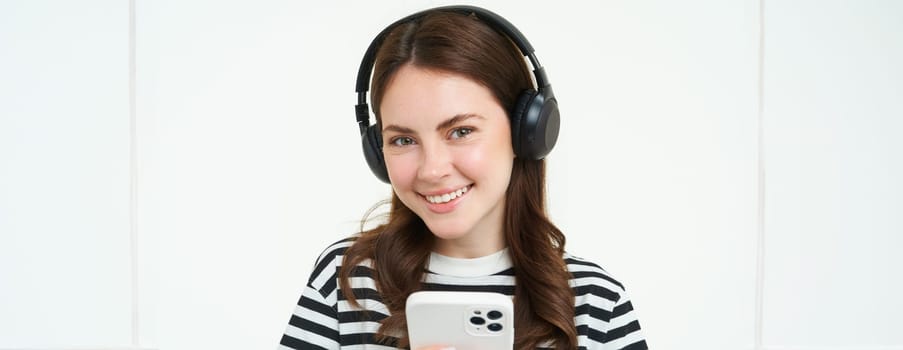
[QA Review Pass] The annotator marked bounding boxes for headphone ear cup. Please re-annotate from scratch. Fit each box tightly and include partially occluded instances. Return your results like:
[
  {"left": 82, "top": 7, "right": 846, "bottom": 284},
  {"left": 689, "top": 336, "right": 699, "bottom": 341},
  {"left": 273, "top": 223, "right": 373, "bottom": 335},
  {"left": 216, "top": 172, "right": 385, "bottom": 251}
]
[
  {"left": 511, "top": 89, "right": 560, "bottom": 159},
  {"left": 361, "top": 124, "right": 390, "bottom": 183}
]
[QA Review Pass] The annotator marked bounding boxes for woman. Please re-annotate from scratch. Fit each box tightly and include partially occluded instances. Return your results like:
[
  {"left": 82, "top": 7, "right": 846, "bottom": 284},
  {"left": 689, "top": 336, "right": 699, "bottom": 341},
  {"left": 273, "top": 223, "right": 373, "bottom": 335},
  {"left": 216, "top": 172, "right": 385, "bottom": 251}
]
[{"left": 280, "top": 6, "right": 647, "bottom": 350}]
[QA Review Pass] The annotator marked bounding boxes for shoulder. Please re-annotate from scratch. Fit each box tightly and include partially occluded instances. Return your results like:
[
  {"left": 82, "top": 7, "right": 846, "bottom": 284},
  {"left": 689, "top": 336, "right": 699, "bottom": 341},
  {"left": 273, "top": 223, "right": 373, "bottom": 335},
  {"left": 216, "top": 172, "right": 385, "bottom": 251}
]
[
  {"left": 563, "top": 252, "right": 628, "bottom": 303},
  {"left": 313, "top": 235, "right": 358, "bottom": 266},
  {"left": 564, "top": 253, "right": 648, "bottom": 349},
  {"left": 306, "top": 235, "right": 359, "bottom": 286},
  {"left": 564, "top": 252, "right": 648, "bottom": 348}
]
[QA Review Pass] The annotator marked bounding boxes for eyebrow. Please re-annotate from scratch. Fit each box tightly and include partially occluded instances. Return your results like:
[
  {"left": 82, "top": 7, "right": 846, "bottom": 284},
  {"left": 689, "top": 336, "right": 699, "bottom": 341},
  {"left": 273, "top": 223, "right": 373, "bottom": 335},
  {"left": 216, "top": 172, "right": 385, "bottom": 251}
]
[{"left": 382, "top": 113, "right": 485, "bottom": 134}]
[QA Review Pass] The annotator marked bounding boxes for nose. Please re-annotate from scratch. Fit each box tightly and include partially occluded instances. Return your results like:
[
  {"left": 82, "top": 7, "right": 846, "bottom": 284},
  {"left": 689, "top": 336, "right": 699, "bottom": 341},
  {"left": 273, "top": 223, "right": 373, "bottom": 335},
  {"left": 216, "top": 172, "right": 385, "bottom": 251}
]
[{"left": 417, "top": 141, "right": 453, "bottom": 182}]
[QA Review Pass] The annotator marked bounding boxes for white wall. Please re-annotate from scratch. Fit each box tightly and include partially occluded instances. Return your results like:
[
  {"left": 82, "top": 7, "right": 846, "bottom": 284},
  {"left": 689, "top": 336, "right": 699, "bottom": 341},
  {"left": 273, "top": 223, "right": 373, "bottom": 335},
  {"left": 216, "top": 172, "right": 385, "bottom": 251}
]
[
  {"left": 0, "top": 0, "right": 134, "bottom": 348},
  {"left": 762, "top": 1, "right": 903, "bottom": 348},
  {"left": 1, "top": 1, "right": 900, "bottom": 350}
]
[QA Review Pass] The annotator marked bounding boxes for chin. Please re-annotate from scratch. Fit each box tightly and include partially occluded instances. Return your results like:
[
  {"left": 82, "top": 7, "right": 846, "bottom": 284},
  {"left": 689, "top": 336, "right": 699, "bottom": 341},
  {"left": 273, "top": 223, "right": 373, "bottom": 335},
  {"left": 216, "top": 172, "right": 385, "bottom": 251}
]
[{"left": 423, "top": 223, "right": 472, "bottom": 241}]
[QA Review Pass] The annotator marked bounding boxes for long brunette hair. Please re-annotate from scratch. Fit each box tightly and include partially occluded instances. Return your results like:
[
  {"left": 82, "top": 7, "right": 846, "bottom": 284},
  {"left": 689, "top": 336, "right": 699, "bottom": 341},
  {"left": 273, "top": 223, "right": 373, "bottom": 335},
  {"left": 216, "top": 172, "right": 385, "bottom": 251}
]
[{"left": 339, "top": 10, "right": 576, "bottom": 349}]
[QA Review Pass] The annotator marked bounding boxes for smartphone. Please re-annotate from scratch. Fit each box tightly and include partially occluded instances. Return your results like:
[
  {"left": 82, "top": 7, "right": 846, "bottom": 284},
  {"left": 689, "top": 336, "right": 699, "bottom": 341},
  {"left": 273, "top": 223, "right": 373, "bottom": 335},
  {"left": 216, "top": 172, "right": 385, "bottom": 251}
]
[{"left": 406, "top": 291, "right": 514, "bottom": 350}]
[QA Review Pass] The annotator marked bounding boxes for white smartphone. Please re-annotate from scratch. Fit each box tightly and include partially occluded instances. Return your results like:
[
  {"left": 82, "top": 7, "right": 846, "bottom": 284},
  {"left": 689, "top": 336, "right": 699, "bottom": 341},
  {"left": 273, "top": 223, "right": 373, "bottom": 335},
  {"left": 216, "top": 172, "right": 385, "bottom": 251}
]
[{"left": 406, "top": 291, "right": 514, "bottom": 350}]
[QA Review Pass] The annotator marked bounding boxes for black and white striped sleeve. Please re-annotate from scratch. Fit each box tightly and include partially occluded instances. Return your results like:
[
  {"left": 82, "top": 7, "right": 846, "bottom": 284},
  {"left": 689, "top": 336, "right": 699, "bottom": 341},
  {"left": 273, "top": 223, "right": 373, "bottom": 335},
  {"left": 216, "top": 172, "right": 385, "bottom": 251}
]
[
  {"left": 602, "top": 288, "right": 647, "bottom": 350},
  {"left": 280, "top": 241, "right": 349, "bottom": 350},
  {"left": 279, "top": 283, "right": 340, "bottom": 350},
  {"left": 566, "top": 254, "right": 648, "bottom": 350}
]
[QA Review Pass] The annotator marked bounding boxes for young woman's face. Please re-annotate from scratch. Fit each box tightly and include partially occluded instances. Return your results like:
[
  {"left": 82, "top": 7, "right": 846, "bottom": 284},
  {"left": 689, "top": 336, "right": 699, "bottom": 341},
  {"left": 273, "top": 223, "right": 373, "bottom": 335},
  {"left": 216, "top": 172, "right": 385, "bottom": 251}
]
[{"left": 379, "top": 65, "right": 515, "bottom": 257}]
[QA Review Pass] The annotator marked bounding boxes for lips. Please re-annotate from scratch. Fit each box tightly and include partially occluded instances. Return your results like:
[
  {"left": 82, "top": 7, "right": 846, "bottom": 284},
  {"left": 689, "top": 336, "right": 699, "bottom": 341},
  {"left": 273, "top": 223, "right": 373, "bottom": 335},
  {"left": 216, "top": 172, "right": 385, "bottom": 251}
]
[{"left": 423, "top": 185, "right": 470, "bottom": 204}]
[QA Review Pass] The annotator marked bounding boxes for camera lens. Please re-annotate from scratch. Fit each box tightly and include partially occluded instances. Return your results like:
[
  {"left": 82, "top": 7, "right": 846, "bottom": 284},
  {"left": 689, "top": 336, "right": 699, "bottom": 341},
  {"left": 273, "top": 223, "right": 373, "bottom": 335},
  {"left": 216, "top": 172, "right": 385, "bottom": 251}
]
[
  {"left": 469, "top": 316, "right": 486, "bottom": 325},
  {"left": 487, "top": 323, "right": 503, "bottom": 332},
  {"left": 487, "top": 310, "right": 502, "bottom": 320}
]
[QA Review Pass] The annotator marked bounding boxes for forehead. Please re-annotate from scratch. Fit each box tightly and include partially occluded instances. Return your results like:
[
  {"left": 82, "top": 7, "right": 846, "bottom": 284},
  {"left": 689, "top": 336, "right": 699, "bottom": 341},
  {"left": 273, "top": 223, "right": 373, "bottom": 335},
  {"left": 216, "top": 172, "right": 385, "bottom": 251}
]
[{"left": 379, "top": 65, "right": 506, "bottom": 128}]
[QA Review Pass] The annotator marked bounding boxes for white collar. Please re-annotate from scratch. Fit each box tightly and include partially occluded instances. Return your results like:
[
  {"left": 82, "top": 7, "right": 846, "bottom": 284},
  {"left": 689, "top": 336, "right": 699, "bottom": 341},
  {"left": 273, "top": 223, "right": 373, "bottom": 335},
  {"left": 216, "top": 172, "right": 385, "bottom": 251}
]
[{"left": 427, "top": 248, "right": 513, "bottom": 277}]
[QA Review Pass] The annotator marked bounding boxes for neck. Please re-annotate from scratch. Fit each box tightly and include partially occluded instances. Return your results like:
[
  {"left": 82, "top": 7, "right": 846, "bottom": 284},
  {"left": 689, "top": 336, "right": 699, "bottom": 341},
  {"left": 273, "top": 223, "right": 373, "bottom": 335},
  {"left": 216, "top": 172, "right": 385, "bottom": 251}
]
[{"left": 432, "top": 231, "right": 505, "bottom": 258}]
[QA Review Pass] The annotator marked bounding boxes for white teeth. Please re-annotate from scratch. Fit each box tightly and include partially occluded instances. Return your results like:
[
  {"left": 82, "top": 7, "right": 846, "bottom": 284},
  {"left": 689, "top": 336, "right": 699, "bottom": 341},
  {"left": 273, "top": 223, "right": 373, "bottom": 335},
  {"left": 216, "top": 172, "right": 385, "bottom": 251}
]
[{"left": 426, "top": 186, "right": 469, "bottom": 204}]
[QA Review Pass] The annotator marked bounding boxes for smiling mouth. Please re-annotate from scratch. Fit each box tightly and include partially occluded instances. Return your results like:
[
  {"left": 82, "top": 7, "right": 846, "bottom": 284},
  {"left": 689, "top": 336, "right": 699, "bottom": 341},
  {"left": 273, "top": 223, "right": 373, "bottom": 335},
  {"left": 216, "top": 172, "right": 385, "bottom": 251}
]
[{"left": 424, "top": 185, "right": 470, "bottom": 204}]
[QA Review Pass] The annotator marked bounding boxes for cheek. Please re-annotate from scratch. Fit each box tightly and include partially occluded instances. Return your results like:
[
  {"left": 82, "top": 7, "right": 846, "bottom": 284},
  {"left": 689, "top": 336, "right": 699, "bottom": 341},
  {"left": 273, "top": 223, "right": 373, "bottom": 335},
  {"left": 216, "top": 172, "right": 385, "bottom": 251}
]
[
  {"left": 453, "top": 149, "right": 489, "bottom": 175},
  {"left": 385, "top": 155, "right": 416, "bottom": 186},
  {"left": 455, "top": 143, "right": 514, "bottom": 181}
]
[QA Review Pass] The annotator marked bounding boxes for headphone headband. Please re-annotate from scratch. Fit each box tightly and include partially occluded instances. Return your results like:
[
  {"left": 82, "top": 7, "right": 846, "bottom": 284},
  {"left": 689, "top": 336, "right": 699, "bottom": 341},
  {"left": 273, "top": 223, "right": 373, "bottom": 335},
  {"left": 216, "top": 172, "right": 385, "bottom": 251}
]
[{"left": 356, "top": 5, "right": 545, "bottom": 93}]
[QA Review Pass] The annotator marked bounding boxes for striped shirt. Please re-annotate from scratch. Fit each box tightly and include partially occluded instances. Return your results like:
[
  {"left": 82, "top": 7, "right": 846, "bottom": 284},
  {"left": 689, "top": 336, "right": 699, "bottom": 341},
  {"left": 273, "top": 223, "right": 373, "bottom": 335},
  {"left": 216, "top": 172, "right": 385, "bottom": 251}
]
[{"left": 280, "top": 237, "right": 648, "bottom": 349}]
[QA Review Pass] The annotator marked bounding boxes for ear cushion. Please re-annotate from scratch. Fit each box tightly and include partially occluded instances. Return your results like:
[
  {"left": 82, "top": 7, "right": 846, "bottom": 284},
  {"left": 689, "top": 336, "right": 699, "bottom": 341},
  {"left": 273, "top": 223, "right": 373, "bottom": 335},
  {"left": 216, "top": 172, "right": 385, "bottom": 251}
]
[
  {"left": 361, "top": 124, "right": 390, "bottom": 183},
  {"left": 511, "top": 89, "right": 560, "bottom": 159},
  {"left": 511, "top": 89, "right": 539, "bottom": 158}
]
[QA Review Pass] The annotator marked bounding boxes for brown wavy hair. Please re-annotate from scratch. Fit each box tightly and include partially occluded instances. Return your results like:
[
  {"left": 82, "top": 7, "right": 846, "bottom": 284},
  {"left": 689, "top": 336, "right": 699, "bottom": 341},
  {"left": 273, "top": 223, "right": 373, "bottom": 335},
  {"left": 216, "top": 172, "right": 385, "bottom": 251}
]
[{"left": 339, "top": 9, "right": 576, "bottom": 350}]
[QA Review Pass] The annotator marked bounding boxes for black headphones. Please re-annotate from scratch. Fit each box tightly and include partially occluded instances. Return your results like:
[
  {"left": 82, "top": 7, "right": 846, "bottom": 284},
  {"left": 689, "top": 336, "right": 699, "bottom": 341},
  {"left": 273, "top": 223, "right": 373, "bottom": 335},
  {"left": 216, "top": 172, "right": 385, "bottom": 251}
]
[{"left": 355, "top": 5, "right": 560, "bottom": 184}]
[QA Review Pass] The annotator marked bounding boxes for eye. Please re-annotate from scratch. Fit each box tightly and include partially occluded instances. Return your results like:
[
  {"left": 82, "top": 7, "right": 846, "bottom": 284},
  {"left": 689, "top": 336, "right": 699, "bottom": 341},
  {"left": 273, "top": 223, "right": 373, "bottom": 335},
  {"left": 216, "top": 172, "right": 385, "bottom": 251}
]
[
  {"left": 450, "top": 127, "right": 474, "bottom": 139},
  {"left": 389, "top": 136, "right": 416, "bottom": 147}
]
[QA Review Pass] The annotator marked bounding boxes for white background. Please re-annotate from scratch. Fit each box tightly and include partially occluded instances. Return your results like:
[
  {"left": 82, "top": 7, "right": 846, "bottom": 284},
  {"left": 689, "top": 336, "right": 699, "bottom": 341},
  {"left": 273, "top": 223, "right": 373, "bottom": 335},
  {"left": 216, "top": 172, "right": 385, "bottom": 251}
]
[{"left": 1, "top": 0, "right": 901, "bottom": 349}]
